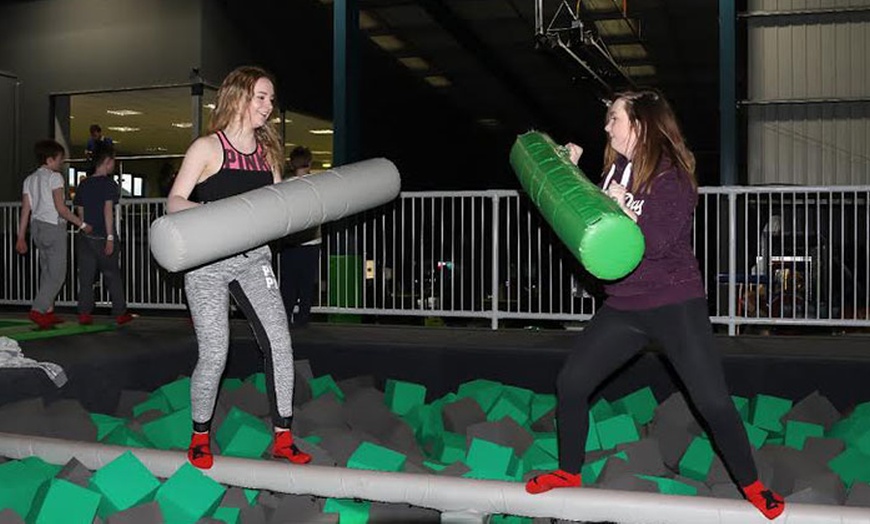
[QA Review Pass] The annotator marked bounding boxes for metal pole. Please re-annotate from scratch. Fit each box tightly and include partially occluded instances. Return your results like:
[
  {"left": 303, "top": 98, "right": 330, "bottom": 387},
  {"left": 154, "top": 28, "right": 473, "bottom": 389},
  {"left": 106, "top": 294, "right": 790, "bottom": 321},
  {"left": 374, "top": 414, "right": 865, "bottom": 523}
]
[
  {"left": 719, "top": 0, "right": 737, "bottom": 186},
  {"left": 491, "top": 195, "right": 500, "bottom": 330}
]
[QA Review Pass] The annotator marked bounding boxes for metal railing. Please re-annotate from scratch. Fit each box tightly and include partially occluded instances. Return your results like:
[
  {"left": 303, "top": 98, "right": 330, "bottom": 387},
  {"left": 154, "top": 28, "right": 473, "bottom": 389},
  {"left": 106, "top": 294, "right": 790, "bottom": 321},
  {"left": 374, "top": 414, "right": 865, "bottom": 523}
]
[{"left": 2, "top": 187, "right": 869, "bottom": 334}]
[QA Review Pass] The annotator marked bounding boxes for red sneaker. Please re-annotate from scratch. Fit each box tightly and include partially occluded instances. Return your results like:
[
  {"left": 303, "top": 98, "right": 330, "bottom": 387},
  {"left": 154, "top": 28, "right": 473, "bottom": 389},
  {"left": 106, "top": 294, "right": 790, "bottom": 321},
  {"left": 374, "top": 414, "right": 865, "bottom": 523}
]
[
  {"left": 78, "top": 313, "right": 93, "bottom": 326},
  {"left": 28, "top": 310, "right": 54, "bottom": 330},
  {"left": 525, "top": 469, "right": 582, "bottom": 494},
  {"left": 742, "top": 480, "right": 785, "bottom": 520},
  {"left": 45, "top": 312, "right": 64, "bottom": 325},
  {"left": 116, "top": 312, "right": 135, "bottom": 325},
  {"left": 273, "top": 430, "right": 311, "bottom": 464},
  {"left": 188, "top": 432, "right": 213, "bottom": 469}
]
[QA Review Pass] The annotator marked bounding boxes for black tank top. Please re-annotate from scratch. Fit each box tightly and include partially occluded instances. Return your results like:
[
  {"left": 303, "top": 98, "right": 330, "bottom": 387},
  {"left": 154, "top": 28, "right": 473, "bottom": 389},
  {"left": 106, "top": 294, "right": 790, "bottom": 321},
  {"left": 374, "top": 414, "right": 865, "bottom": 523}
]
[{"left": 191, "top": 131, "right": 273, "bottom": 203}]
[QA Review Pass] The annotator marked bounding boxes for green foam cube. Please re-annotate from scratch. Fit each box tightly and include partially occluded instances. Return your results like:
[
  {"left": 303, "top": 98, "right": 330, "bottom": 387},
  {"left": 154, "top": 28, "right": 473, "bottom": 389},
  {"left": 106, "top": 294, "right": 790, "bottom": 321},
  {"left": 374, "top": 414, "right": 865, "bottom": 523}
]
[
  {"left": 142, "top": 406, "right": 192, "bottom": 450},
  {"left": 308, "top": 374, "right": 345, "bottom": 402},
  {"left": 89, "top": 451, "right": 160, "bottom": 517},
  {"left": 155, "top": 463, "right": 225, "bottom": 524},
  {"left": 679, "top": 436, "right": 714, "bottom": 482},
  {"left": 153, "top": 377, "right": 191, "bottom": 412},
  {"left": 90, "top": 413, "right": 126, "bottom": 441},
  {"left": 0, "top": 458, "right": 59, "bottom": 520},
  {"left": 829, "top": 413, "right": 870, "bottom": 445},
  {"left": 501, "top": 386, "right": 535, "bottom": 409},
  {"left": 743, "top": 422, "right": 769, "bottom": 449},
  {"left": 244, "top": 373, "right": 267, "bottom": 394},
  {"left": 590, "top": 398, "right": 615, "bottom": 422},
  {"left": 212, "top": 506, "right": 241, "bottom": 524},
  {"left": 596, "top": 414, "right": 640, "bottom": 450},
  {"left": 456, "top": 379, "right": 503, "bottom": 413},
  {"left": 784, "top": 420, "right": 825, "bottom": 450},
  {"left": 132, "top": 395, "right": 171, "bottom": 418},
  {"left": 464, "top": 438, "right": 520, "bottom": 480},
  {"left": 424, "top": 460, "right": 448, "bottom": 472},
  {"left": 385, "top": 379, "right": 427, "bottom": 416},
  {"left": 243, "top": 489, "right": 259, "bottom": 506},
  {"left": 750, "top": 394, "right": 793, "bottom": 433},
  {"left": 347, "top": 442, "right": 407, "bottom": 472},
  {"left": 221, "top": 378, "right": 244, "bottom": 393},
  {"left": 530, "top": 394, "right": 556, "bottom": 423},
  {"left": 215, "top": 407, "right": 272, "bottom": 459},
  {"left": 613, "top": 387, "right": 658, "bottom": 426},
  {"left": 581, "top": 452, "right": 627, "bottom": 484},
  {"left": 486, "top": 393, "right": 530, "bottom": 426},
  {"left": 585, "top": 413, "right": 601, "bottom": 452},
  {"left": 522, "top": 442, "right": 558, "bottom": 473},
  {"left": 324, "top": 498, "right": 370, "bottom": 524},
  {"left": 490, "top": 516, "right": 532, "bottom": 524},
  {"left": 31, "top": 478, "right": 101, "bottom": 524},
  {"left": 434, "top": 432, "right": 467, "bottom": 465},
  {"left": 103, "top": 426, "right": 153, "bottom": 448},
  {"left": 636, "top": 475, "right": 698, "bottom": 496},
  {"left": 732, "top": 395, "right": 750, "bottom": 422},
  {"left": 405, "top": 404, "right": 444, "bottom": 444},
  {"left": 829, "top": 448, "right": 870, "bottom": 488}
]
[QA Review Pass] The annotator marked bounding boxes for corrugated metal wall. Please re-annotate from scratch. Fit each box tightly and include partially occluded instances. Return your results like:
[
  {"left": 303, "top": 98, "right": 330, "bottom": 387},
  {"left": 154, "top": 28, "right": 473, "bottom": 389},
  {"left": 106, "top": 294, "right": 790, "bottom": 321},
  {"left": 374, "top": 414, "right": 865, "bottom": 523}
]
[{"left": 746, "top": 0, "right": 870, "bottom": 185}]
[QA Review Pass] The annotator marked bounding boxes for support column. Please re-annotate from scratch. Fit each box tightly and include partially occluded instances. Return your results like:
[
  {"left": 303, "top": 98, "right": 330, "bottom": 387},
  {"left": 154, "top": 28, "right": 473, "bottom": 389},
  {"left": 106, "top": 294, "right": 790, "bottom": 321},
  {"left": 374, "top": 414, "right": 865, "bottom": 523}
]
[
  {"left": 333, "top": 0, "right": 360, "bottom": 167},
  {"left": 719, "top": 0, "right": 737, "bottom": 186}
]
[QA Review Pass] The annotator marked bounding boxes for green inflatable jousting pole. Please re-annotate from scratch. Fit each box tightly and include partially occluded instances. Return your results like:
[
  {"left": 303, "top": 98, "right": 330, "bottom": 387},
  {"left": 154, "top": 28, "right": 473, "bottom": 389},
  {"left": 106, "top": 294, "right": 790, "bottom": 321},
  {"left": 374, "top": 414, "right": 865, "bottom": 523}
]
[{"left": 509, "top": 131, "right": 645, "bottom": 281}]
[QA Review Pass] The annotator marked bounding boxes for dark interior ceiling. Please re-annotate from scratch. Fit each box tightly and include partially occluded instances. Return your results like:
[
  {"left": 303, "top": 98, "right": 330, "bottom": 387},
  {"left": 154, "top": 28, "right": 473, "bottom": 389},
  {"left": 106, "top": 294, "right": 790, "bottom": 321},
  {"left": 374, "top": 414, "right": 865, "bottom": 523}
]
[{"left": 226, "top": 0, "right": 721, "bottom": 189}]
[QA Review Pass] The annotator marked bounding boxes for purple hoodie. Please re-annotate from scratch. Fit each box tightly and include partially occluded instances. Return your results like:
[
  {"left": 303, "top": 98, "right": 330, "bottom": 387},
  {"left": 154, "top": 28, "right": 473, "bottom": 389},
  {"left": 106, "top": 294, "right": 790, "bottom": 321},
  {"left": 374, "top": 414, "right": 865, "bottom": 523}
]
[{"left": 601, "top": 155, "right": 706, "bottom": 310}]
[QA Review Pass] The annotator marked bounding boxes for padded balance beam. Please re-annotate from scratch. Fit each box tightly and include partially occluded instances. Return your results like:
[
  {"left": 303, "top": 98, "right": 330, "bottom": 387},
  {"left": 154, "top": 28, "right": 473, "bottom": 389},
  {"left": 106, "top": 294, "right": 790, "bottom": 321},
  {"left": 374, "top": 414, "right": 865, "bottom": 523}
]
[{"left": 1, "top": 433, "right": 869, "bottom": 524}]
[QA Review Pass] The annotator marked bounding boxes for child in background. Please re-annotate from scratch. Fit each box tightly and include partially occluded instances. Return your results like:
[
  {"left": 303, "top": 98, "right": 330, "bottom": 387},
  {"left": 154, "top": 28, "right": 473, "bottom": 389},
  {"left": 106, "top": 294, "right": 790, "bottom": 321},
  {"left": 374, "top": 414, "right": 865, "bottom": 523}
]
[
  {"left": 73, "top": 145, "right": 134, "bottom": 326},
  {"left": 16, "top": 139, "right": 90, "bottom": 329}
]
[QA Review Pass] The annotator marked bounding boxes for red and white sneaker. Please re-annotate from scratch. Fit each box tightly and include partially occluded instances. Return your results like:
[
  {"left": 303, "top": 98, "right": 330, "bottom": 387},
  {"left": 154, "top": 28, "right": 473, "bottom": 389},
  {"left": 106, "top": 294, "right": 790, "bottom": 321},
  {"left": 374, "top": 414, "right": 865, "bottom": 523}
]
[
  {"left": 187, "top": 431, "right": 214, "bottom": 470},
  {"left": 28, "top": 310, "right": 54, "bottom": 330},
  {"left": 742, "top": 480, "right": 785, "bottom": 520},
  {"left": 525, "top": 469, "right": 582, "bottom": 494},
  {"left": 273, "top": 430, "right": 311, "bottom": 464}
]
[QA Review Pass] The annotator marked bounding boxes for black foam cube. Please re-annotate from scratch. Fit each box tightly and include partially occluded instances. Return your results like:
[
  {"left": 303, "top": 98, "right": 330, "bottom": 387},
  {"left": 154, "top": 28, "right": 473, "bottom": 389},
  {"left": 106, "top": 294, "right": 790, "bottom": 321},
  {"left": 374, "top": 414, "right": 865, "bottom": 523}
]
[
  {"left": 105, "top": 502, "right": 165, "bottom": 524},
  {"left": 846, "top": 482, "right": 870, "bottom": 508},
  {"left": 616, "top": 438, "right": 668, "bottom": 477},
  {"left": 442, "top": 398, "right": 486, "bottom": 435},
  {"left": 57, "top": 457, "right": 93, "bottom": 488},
  {"left": 0, "top": 398, "right": 48, "bottom": 436},
  {"left": 219, "top": 382, "right": 269, "bottom": 418},
  {"left": 114, "top": 390, "right": 150, "bottom": 419},
  {"left": 783, "top": 391, "right": 841, "bottom": 431},
  {"left": 466, "top": 418, "right": 534, "bottom": 456},
  {"left": 792, "top": 472, "right": 846, "bottom": 505},
  {"left": 0, "top": 509, "right": 25, "bottom": 524},
  {"left": 367, "top": 502, "right": 440, "bottom": 523}
]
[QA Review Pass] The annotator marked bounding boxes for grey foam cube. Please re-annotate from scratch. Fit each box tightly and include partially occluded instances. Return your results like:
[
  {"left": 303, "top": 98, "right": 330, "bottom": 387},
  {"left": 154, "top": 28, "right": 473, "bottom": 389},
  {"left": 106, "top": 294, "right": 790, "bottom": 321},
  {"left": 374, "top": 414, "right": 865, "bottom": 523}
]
[
  {"left": 257, "top": 492, "right": 284, "bottom": 510},
  {"left": 219, "top": 382, "right": 269, "bottom": 418},
  {"left": 114, "top": 390, "right": 150, "bottom": 418},
  {"left": 757, "top": 445, "right": 829, "bottom": 496},
  {"left": 44, "top": 399, "right": 98, "bottom": 441},
  {"left": 787, "top": 487, "right": 842, "bottom": 505},
  {"left": 294, "top": 393, "right": 347, "bottom": 435},
  {"left": 653, "top": 393, "right": 696, "bottom": 431},
  {"left": 57, "top": 457, "right": 93, "bottom": 488},
  {"left": 0, "top": 509, "right": 25, "bottom": 524},
  {"left": 465, "top": 418, "right": 534, "bottom": 456},
  {"left": 615, "top": 438, "right": 668, "bottom": 477},
  {"left": 368, "top": 502, "right": 440, "bottom": 523},
  {"left": 295, "top": 438, "right": 338, "bottom": 467},
  {"left": 802, "top": 437, "right": 846, "bottom": 465},
  {"left": 220, "top": 487, "right": 253, "bottom": 509},
  {"left": 294, "top": 360, "right": 315, "bottom": 384},
  {"left": 442, "top": 398, "right": 486, "bottom": 435},
  {"left": 437, "top": 461, "right": 471, "bottom": 477},
  {"left": 314, "top": 428, "right": 369, "bottom": 466},
  {"left": 127, "top": 409, "right": 165, "bottom": 433},
  {"left": 710, "top": 483, "right": 742, "bottom": 500},
  {"left": 598, "top": 473, "right": 660, "bottom": 494},
  {"left": 530, "top": 408, "right": 555, "bottom": 433},
  {"left": 385, "top": 420, "right": 423, "bottom": 458},
  {"left": 342, "top": 388, "right": 403, "bottom": 442},
  {"left": 651, "top": 422, "right": 694, "bottom": 472},
  {"left": 337, "top": 376, "right": 376, "bottom": 398},
  {"left": 783, "top": 391, "right": 841, "bottom": 431},
  {"left": 0, "top": 398, "right": 48, "bottom": 436},
  {"left": 239, "top": 504, "right": 269, "bottom": 524},
  {"left": 673, "top": 475, "right": 712, "bottom": 497},
  {"left": 705, "top": 456, "right": 732, "bottom": 487},
  {"left": 846, "top": 482, "right": 870, "bottom": 508},
  {"left": 793, "top": 472, "right": 846, "bottom": 505},
  {"left": 105, "top": 502, "right": 165, "bottom": 524},
  {"left": 268, "top": 495, "right": 329, "bottom": 524},
  {"left": 196, "top": 519, "right": 223, "bottom": 523},
  {"left": 596, "top": 456, "right": 636, "bottom": 485}
]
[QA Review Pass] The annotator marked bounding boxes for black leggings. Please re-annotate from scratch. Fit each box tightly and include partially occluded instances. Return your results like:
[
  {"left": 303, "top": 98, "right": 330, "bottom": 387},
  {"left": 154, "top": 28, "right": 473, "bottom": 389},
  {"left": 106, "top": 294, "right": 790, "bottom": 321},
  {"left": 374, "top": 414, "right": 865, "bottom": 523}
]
[{"left": 556, "top": 297, "right": 757, "bottom": 486}]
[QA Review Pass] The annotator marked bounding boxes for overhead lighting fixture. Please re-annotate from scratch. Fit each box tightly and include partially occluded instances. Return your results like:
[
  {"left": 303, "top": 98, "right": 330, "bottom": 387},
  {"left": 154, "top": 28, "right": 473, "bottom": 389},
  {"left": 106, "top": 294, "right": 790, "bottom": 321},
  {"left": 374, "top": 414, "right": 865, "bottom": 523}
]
[
  {"left": 625, "top": 65, "right": 657, "bottom": 77},
  {"left": 204, "top": 103, "right": 216, "bottom": 110},
  {"left": 322, "top": 162, "right": 332, "bottom": 169},
  {"left": 312, "top": 150, "right": 332, "bottom": 155},
  {"left": 271, "top": 117, "right": 282, "bottom": 124},
  {"left": 608, "top": 43, "right": 648, "bottom": 60},
  {"left": 309, "top": 129, "right": 334, "bottom": 135},
  {"left": 424, "top": 75, "right": 451, "bottom": 88},
  {"left": 146, "top": 146, "right": 168, "bottom": 153},
  {"left": 171, "top": 122, "right": 193, "bottom": 129},
  {"left": 399, "top": 57, "right": 430, "bottom": 71},
  {"left": 371, "top": 35, "right": 405, "bottom": 52},
  {"left": 107, "top": 126, "right": 140, "bottom": 133},
  {"left": 477, "top": 118, "right": 500, "bottom": 127},
  {"left": 284, "top": 143, "right": 296, "bottom": 147},
  {"left": 106, "top": 109, "right": 142, "bottom": 117}
]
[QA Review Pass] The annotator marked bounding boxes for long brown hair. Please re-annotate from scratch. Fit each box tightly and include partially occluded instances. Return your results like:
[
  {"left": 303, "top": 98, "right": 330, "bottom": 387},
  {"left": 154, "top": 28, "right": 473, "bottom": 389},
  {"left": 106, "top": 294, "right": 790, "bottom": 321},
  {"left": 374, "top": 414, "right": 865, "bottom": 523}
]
[
  {"left": 209, "top": 66, "right": 283, "bottom": 176},
  {"left": 603, "top": 89, "right": 696, "bottom": 194}
]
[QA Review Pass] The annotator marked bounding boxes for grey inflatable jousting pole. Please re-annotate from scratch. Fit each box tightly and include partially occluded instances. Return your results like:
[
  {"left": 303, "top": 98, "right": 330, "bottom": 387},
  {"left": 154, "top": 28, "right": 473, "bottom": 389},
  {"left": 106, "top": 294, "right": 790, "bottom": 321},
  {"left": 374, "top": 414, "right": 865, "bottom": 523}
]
[
  {"left": 1, "top": 433, "right": 869, "bottom": 524},
  {"left": 150, "top": 158, "right": 401, "bottom": 272}
]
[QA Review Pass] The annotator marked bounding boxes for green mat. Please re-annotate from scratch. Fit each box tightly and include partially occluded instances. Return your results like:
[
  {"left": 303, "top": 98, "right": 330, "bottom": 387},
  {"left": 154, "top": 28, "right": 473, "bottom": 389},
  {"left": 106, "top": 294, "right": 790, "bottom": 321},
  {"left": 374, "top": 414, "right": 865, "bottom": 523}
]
[{"left": 0, "top": 319, "right": 116, "bottom": 341}]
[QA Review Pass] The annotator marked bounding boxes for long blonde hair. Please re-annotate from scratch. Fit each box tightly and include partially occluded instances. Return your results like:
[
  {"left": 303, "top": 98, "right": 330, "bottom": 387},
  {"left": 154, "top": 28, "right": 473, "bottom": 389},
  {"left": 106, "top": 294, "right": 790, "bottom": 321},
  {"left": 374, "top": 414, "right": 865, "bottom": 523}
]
[
  {"left": 209, "top": 66, "right": 283, "bottom": 176},
  {"left": 603, "top": 89, "right": 696, "bottom": 194}
]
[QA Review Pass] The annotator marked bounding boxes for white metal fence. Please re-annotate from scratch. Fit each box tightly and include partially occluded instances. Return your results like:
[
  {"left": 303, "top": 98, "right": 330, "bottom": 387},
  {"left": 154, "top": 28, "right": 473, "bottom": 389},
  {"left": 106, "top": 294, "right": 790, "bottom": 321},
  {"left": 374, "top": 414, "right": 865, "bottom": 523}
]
[{"left": 2, "top": 187, "right": 869, "bottom": 334}]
